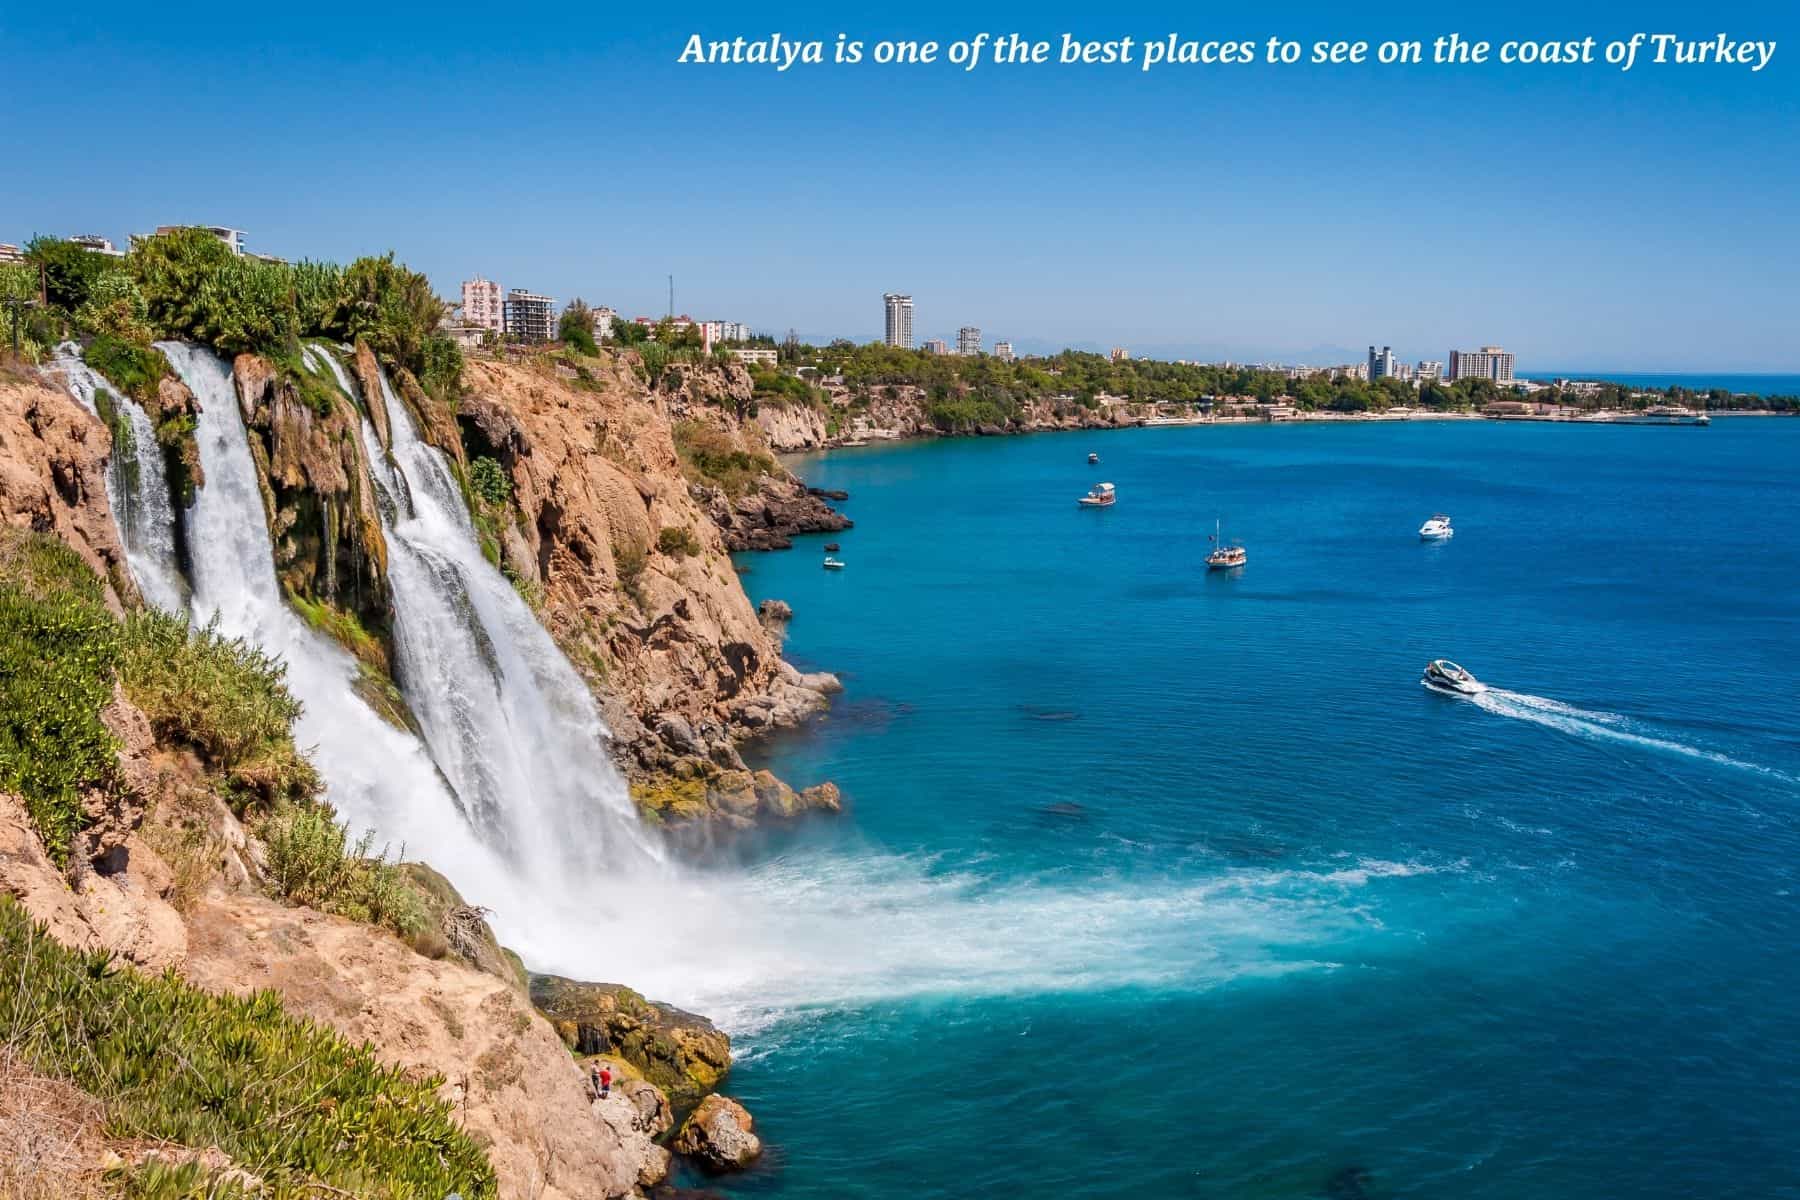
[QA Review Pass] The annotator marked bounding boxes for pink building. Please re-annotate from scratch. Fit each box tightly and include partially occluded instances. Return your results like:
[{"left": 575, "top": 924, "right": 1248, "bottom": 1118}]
[{"left": 461, "top": 277, "right": 503, "bottom": 333}]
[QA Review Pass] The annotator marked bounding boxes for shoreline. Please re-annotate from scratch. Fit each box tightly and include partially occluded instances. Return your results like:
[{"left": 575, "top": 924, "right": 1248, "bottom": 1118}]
[{"left": 777, "top": 405, "right": 1786, "bottom": 459}]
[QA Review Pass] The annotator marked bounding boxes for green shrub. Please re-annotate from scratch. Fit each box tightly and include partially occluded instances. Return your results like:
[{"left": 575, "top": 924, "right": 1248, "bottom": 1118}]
[
  {"left": 469, "top": 455, "right": 510, "bottom": 505},
  {"left": 117, "top": 609, "right": 320, "bottom": 811},
  {"left": 0, "top": 530, "right": 123, "bottom": 866},
  {"left": 75, "top": 269, "right": 153, "bottom": 345},
  {"left": 84, "top": 334, "right": 171, "bottom": 405},
  {"left": 259, "top": 806, "right": 426, "bottom": 938},
  {"left": 0, "top": 895, "right": 496, "bottom": 1198},
  {"left": 656, "top": 525, "right": 702, "bottom": 558},
  {"left": 672, "top": 420, "right": 775, "bottom": 498}
]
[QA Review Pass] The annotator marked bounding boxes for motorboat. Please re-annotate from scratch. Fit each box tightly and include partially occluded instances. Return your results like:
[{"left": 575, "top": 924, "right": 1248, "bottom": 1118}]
[
  {"left": 1421, "top": 659, "right": 1484, "bottom": 695},
  {"left": 1419, "top": 514, "right": 1454, "bottom": 540},
  {"left": 822, "top": 557, "right": 845, "bottom": 570},
  {"left": 1614, "top": 406, "right": 1710, "bottom": 427},
  {"left": 1088, "top": 452, "right": 1100, "bottom": 464},
  {"left": 1078, "top": 482, "right": 1116, "bottom": 507},
  {"left": 1205, "top": 517, "right": 1245, "bottom": 569},
  {"left": 824, "top": 542, "right": 840, "bottom": 552}
]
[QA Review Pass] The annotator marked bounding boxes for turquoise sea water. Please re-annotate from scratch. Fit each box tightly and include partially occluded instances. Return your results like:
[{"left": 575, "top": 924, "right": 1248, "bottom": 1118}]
[{"left": 701, "top": 419, "right": 1800, "bottom": 1199}]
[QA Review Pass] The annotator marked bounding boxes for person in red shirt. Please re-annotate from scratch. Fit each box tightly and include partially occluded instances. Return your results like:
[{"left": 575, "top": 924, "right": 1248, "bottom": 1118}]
[{"left": 598, "top": 1065, "right": 612, "bottom": 1099}]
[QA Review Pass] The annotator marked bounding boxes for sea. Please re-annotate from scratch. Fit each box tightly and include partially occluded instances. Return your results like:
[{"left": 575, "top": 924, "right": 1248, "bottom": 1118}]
[{"left": 692, "top": 418, "right": 1800, "bottom": 1199}]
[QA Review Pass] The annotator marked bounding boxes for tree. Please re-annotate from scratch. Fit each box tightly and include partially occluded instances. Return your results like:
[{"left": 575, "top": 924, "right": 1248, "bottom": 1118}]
[
  {"left": 558, "top": 299, "right": 597, "bottom": 355},
  {"left": 24, "top": 236, "right": 109, "bottom": 313}
]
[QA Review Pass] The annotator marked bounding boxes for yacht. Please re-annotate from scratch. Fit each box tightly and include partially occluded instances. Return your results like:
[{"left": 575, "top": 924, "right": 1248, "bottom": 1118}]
[
  {"left": 1205, "top": 518, "right": 1246, "bottom": 569},
  {"left": 822, "top": 556, "right": 845, "bottom": 570},
  {"left": 1421, "top": 659, "right": 1484, "bottom": 695},
  {"left": 1615, "top": 405, "right": 1710, "bottom": 427},
  {"left": 1419, "top": 514, "right": 1454, "bottom": 540},
  {"left": 1078, "top": 482, "right": 1117, "bottom": 507}
]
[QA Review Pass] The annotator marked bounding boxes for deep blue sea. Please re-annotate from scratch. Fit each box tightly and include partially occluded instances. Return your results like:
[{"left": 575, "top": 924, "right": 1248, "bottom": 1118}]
[{"left": 700, "top": 419, "right": 1800, "bottom": 1199}]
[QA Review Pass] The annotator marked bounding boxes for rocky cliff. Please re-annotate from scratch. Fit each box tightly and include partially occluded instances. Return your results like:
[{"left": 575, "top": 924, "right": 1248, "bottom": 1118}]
[
  {"left": 754, "top": 379, "right": 1152, "bottom": 452},
  {"left": 0, "top": 369, "right": 136, "bottom": 610},
  {"left": 449, "top": 351, "right": 846, "bottom": 827}
]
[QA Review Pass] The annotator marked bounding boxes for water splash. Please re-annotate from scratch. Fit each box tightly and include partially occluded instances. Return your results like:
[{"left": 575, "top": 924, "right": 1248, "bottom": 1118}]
[
  {"left": 1470, "top": 687, "right": 1792, "bottom": 782},
  {"left": 50, "top": 343, "right": 186, "bottom": 612}
]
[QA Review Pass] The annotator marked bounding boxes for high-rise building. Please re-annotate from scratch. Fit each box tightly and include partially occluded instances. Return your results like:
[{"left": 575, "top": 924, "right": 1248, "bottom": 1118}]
[
  {"left": 1416, "top": 360, "right": 1443, "bottom": 383},
  {"left": 957, "top": 326, "right": 982, "bottom": 356},
  {"left": 993, "top": 341, "right": 1015, "bottom": 363},
  {"left": 883, "top": 293, "right": 914, "bottom": 348},
  {"left": 1368, "top": 345, "right": 1398, "bottom": 380},
  {"left": 922, "top": 338, "right": 949, "bottom": 355},
  {"left": 503, "top": 288, "right": 556, "bottom": 343},
  {"left": 462, "top": 277, "right": 504, "bottom": 333},
  {"left": 1447, "top": 345, "right": 1515, "bottom": 383},
  {"left": 591, "top": 305, "right": 620, "bottom": 340},
  {"left": 1111, "top": 347, "right": 1131, "bottom": 363}
]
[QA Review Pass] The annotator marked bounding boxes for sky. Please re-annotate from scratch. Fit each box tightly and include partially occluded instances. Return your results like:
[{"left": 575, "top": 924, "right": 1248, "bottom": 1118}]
[{"left": 2, "top": 0, "right": 1796, "bottom": 369}]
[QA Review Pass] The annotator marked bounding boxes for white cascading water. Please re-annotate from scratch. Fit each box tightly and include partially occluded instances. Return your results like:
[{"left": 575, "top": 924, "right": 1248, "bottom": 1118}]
[
  {"left": 147, "top": 341, "right": 1390, "bottom": 1032},
  {"left": 50, "top": 343, "right": 186, "bottom": 612}
]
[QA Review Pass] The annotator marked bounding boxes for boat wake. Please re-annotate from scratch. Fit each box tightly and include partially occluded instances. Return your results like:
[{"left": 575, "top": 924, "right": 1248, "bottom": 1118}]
[{"left": 1470, "top": 688, "right": 1793, "bottom": 782}]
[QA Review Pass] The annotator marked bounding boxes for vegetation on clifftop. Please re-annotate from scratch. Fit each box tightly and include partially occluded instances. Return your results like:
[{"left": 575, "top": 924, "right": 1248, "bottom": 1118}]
[
  {"left": 0, "top": 527, "right": 423, "bottom": 940},
  {"left": 0, "top": 896, "right": 495, "bottom": 1198}
]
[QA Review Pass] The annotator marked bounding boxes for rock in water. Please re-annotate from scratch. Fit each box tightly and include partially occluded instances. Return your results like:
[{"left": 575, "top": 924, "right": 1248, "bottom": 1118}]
[
  {"left": 530, "top": 974, "right": 731, "bottom": 1106},
  {"left": 672, "top": 1094, "right": 762, "bottom": 1172}
]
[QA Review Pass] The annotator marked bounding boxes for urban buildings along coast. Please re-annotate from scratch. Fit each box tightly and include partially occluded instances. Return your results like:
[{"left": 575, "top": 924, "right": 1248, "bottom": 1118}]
[{"left": 884, "top": 293, "right": 915, "bottom": 349}]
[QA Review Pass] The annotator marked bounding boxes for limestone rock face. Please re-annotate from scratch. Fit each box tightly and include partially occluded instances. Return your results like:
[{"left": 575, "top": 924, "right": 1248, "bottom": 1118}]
[
  {"left": 183, "top": 893, "right": 661, "bottom": 1200},
  {"left": 231, "top": 352, "right": 389, "bottom": 632},
  {"left": 705, "top": 476, "right": 852, "bottom": 552},
  {"left": 0, "top": 373, "right": 136, "bottom": 609},
  {"left": 752, "top": 401, "right": 830, "bottom": 451},
  {"left": 530, "top": 973, "right": 731, "bottom": 1107},
  {"left": 452, "top": 357, "right": 843, "bottom": 800},
  {"left": 672, "top": 1094, "right": 762, "bottom": 1173},
  {"left": 0, "top": 793, "right": 186, "bottom": 972}
]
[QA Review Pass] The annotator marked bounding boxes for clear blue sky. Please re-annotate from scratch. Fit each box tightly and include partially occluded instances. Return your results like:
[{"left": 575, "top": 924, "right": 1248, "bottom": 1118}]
[{"left": 3, "top": 0, "right": 1795, "bottom": 369}]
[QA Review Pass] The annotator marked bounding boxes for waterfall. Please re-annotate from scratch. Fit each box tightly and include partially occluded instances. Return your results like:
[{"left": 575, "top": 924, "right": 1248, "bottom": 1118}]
[
  {"left": 50, "top": 343, "right": 186, "bottom": 612},
  {"left": 303, "top": 345, "right": 664, "bottom": 870},
  {"left": 155, "top": 342, "right": 513, "bottom": 891}
]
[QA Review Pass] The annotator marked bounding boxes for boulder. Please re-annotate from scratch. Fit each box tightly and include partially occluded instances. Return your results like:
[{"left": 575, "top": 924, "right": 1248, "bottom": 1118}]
[
  {"left": 672, "top": 1095, "right": 762, "bottom": 1173},
  {"left": 530, "top": 974, "right": 731, "bottom": 1107}
]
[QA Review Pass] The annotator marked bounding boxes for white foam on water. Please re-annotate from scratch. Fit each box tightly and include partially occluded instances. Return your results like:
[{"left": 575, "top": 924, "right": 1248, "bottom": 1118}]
[{"left": 1471, "top": 688, "right": 1792, "bottom": 782}]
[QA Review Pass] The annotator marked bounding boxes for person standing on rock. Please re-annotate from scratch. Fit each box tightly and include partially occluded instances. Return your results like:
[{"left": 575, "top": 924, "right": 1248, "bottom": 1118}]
[
  {"left": 599, "top": 1065, "right": 613, "bottom": 1099},
  {"left": 589, "top": 1063, "right": 604, "bottom": 1101}
]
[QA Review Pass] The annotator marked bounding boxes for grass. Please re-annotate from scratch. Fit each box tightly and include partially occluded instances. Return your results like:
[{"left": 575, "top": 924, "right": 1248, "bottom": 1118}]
[
  {"left": 672, "top": 420, "right": 776, "bottom": 498},
  {"left": 82, "top": 336, "right": 170, "bottom": 407},
  {"left": 0, "top": 896, "right": 496, "bottom": 1199},
  {"left": 116, "top": 609, "right": 319, "bottom": 812},
  {"left": 0, "top": 531, "right": 124, "bottom": 867},
  {"left": 258, "top": 806, "right": 425, "bottom": 939}
]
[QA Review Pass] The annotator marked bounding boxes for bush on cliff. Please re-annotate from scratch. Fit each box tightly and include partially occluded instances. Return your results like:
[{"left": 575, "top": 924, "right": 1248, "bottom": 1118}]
[
  {"left": 0, "top": 895, "right": 496, "bottom": 1198},
  {"left": 116, "top": 609, "right": 320, "bottom": 810},
  {"left": 673, "top": 420, "right": 776, "bottom": 498},
  {"left": 260, "top": 805, "right": 426, "bottom": 938},
  {"left": 0, "top": 530, "right": 124, "bottom": 867}
]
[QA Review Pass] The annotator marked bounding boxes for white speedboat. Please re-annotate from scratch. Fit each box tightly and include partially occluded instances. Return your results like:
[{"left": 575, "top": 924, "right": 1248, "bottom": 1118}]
[
  {"left": 1421, "top": 659, "right": 1484, "bottom": 695},
  {"left": 1078, "top": 482, "right": 1116, "bottom": 507},
  {"left": 822, "top": 557, "right": 845, "bottom": 570},
  {"left": 1419, "top": 514, "right": 1454, "bottom": 540}
]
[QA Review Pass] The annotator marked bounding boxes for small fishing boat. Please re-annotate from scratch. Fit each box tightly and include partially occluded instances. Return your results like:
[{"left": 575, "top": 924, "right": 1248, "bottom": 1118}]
[
  {"left": 822, "top": 557, "right": 846, "bottom": 570},
  {"left": 1088, "top": 452, "right": 1100, "bottom": 464},
  {"left": 1421, "top": 659, "right": 1484, "bottom": 695},
  {"left": 1078, "top": 482, "right": 1116, "bottom": 507},
  {"left": 824, "top": 542, "right": 840, "bottom": 552},
  {"left": 1418, "top": 514, "right": 1454, "bottom": 540},
  {"left": 1205, "top": 518, "right": 1245, "bottom": 569}
]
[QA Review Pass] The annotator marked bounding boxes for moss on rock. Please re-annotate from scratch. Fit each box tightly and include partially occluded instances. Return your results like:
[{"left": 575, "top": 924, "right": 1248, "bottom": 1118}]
[{"left": 529, "top": 974, "right": 730, "bottom": 1108}]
